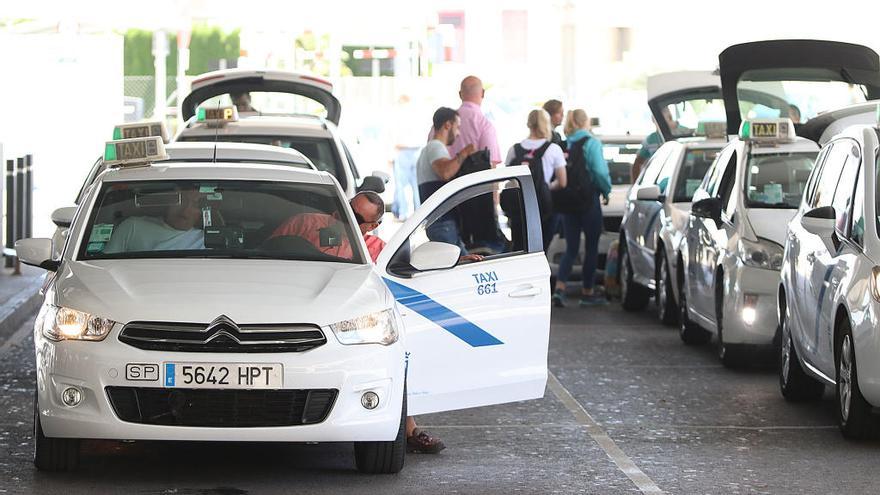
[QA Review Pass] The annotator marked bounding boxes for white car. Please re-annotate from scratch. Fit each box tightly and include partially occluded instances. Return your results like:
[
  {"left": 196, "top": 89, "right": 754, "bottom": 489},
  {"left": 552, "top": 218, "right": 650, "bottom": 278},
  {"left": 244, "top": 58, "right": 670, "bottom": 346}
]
[
  {"left": 619, "top": 137, "right": 723, "bottom": 322},
  {"left": 175, "top": 69, "right": 388, "bottom": 197},
  {"left": 778, "top": 121, "right": 880, "bottom": 438},
  {"left": 680, "top": 39, "right": 880, "bottom": 367},
  {"left": 17, "top": 136, "right": 550, "bottom": 473}
]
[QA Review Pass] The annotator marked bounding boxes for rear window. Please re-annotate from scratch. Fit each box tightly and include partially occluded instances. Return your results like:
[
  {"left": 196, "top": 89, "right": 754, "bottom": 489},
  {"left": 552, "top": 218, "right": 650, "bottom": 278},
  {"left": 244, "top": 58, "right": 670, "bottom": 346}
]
[
  {"left": 603, "top": 142, "right": 640, "bottom": 185},
  {"left": 672, "top": 148, "right": 721, "bottom": 202},
  {"left": 79, "top": 179, "right": 363, "bottom": 264},
  {"left": 737, "top": 69, "right": 867, "bottom": 123},
  {"left": 178, "top": 135, "right": 345, "bottom": 190},
  {"left": 744, "top": 152, "right": 818, "bottom": 209},
  {"left": 200, "top": 92, "right": 328, "bottom": 119}
]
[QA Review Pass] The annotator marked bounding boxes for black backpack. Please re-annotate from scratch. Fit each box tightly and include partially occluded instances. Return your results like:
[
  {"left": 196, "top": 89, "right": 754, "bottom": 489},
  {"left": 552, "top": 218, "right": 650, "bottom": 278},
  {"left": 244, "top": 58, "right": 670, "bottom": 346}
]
[
  {"left": 509, "top": 141, "right": 553, "bottom": 220},
  {"left": 552, "top": 136, "right": 596, "bottom": 213}
]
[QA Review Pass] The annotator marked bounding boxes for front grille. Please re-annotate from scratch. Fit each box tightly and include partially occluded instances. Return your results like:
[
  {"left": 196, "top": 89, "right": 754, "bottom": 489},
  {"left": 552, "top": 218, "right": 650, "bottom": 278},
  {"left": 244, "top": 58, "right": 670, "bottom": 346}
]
[
  {"left": 106, "top": 387, "right": 337, "bottom": 427},
  {"left": 119, "top": 319, "right": 326, "bottom": 353}
]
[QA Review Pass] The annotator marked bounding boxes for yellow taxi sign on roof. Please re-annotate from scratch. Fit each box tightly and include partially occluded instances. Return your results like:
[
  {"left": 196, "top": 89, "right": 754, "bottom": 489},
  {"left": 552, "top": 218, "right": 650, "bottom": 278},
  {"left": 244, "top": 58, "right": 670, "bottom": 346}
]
[
  {"left": 739, "top": 118, "right": 796, "bottom": 144},
  {"left": 196, "top": 105, "right": 239, "bottom": 126},
  {"left": 103, "top": 136, "right": 168, "bottom": 167},
  {"left": 112, "top": 121, "right": 169, "bottom": 143}
]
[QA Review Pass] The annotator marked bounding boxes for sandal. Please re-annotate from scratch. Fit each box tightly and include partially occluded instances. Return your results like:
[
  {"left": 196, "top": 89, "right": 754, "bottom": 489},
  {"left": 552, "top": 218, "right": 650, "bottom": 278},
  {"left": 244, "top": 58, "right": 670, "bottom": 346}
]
[{"left": 406, "top": 428, "right": 446, "bottom": 454}]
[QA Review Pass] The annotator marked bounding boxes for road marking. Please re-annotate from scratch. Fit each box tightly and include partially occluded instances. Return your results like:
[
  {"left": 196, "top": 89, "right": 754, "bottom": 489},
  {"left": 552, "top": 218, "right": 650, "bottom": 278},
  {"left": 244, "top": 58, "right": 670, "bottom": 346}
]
[
  {"left": 548, "top": 371, "right": 663, "bottom": 494},
  {"left": 0, "top": 318, "right": 33, "bottom": 357},
  {"left": 645, "top": 424, "right": 837, "bottom": 431}
]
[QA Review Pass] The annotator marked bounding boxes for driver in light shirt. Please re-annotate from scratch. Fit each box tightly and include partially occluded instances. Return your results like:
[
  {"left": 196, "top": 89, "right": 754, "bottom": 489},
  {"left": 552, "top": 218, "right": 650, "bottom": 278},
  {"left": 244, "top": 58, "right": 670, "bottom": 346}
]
[{"left": 104, "top": 188, "right": 205, "bottom": 253}]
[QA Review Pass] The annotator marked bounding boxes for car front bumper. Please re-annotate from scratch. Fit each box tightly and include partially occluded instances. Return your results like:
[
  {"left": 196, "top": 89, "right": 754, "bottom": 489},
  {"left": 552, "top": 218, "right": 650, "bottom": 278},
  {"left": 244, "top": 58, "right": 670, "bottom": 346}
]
[
  {"left": 721, "top": 265, "right": 780, "bottom": 346},
  {"left": 35, "top": 326, "right": 405, "bottom": 442}
]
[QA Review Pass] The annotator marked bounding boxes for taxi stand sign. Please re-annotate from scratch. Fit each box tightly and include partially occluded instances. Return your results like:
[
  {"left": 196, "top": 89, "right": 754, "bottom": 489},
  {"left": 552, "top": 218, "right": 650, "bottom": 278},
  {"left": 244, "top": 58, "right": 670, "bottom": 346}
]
[
  {"left": 103, "top": 136, "right": 169, "bottom": 168},
  {"left": 112, "top": 121, "right": 169, "bottom": 143},
  {"left": 738, "top": 118, "right": 796, "bottom": 144},
  {"left": 196, "top": 105, "right": 239, "bottom": 127}
]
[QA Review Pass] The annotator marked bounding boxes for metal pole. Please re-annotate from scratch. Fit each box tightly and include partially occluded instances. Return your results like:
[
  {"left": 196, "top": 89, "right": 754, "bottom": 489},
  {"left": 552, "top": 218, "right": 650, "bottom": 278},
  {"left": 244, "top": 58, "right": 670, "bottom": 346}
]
[
  {"left": 4, "top": 159, "right": 13, "bottom": 268},
  {"left": 25, "top": 154, "right": 32, "bottom": 239},
  {"left": 14, "top": 157, "right": 24, "bottom": 273}
]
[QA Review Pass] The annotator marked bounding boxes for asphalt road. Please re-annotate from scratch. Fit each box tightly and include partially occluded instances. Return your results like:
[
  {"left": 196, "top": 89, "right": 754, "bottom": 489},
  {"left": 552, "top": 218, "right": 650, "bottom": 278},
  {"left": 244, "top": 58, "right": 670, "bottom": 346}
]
[{"left": 2, "top": 303, "right": 879, "bottom": 495}]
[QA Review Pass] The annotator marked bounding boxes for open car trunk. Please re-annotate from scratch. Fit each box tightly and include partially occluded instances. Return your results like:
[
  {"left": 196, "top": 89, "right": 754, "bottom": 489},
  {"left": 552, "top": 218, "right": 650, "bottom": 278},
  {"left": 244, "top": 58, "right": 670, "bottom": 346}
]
[{"left": 646, "top": 71, "right": 723, "bottom": 141}]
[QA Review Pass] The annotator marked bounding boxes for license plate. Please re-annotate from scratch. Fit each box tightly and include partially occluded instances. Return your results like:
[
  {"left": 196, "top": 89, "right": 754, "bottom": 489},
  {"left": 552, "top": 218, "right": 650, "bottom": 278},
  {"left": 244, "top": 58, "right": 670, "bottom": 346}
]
[{"left": 163, "top": 362, "right": 283, "bottom": 389}]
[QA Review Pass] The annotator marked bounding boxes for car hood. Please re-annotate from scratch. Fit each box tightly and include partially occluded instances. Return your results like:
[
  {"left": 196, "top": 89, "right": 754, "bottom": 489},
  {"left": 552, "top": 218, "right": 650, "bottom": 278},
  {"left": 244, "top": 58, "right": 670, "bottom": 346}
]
[
  {"left": 52, "top": 259, "right": 388, "bottom": 326},
  {"left": 746, "top": 209, "right": 798, "bottom": 246}
]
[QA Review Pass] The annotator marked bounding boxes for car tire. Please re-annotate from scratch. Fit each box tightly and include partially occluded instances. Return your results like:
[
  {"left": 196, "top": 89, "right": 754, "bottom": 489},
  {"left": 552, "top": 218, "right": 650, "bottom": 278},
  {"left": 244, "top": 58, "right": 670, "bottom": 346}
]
[
  {"left": 716, "top": 285, "right": 746, "bottom": 368},
  {"left": 778, "top": 309, "right": 824, "bottom": 401},
  {"left": 836, "top": 321, "right": 876, "bottom": 439},
  {"left": 656, "top": 253, "right": 678, "bottom": 326},
  {"left": 620, "top": 245, "right": 649, "bottom": 311},
  {"left": 678, "top": 275, "right": 710, "bottom": 345},
  {"left": 33, "top": 392, "right": 80, "bottom": 472},
  {"left": 354, "top": 387, "right": 407, "bottom": 474}
]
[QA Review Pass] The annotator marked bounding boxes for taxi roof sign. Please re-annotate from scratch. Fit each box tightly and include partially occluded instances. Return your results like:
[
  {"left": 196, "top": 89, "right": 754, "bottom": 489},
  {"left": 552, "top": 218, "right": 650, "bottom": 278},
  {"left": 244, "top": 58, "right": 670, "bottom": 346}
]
[
  {"left": 739, "top": 118, "right": 796, "bottom": 144},
  {"left": 103, "top": 136, "right": 168, "bottom": 167},
  {"left": 112, "top": 121, "right": 169, "bottom": 143},
  {"left": 696, "top": 121, "right": 727, "bottom": 139},
  {"left": 196, "top": 105, "right": 239, "bottom": 126}
]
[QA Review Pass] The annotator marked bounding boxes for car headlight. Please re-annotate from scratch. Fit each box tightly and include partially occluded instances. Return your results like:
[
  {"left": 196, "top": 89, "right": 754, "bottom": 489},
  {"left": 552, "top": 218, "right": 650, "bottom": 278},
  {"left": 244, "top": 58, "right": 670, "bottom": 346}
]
[
  {"left": 36, "top": 304, "right": 115, "bottom": 341},
  {"left": 737, "top": 238, "right": 783, "bottom": 271},
  {"left": 329, "top": 309, "right": 398, "bottom": 346}
]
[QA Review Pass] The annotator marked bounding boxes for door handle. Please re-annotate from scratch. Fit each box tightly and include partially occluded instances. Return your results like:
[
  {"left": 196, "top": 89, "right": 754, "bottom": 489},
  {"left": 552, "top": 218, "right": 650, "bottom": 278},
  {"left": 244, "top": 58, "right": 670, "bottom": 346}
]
[
  {"left": 509, "top": 284, "right": 541, "bottom": 298},
  {"left": 806, "top": 252, "right": 817, "bottom": 264}
]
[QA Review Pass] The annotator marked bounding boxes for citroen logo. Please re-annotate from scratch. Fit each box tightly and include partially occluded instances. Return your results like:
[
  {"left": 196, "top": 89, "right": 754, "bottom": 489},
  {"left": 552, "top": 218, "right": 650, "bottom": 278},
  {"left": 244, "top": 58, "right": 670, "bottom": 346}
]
[{"left": 204, "top": 315, "right": 242, "bottom": 343}]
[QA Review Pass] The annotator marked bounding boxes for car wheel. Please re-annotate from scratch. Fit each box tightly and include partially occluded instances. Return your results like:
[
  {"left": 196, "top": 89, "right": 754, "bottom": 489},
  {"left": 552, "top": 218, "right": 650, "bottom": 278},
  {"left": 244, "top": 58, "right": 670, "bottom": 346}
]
[
  {"left": 836, "top": 322, "right": 876, "bottom": 439},
  {"left": 354, "top": 387, "right": 407, "bottom": 474},
  {"left": 678, "top": 275, "right": 710, "bottom": 345},
  {"left": 778, "top": 308, "right": 824, "bottom": 401},
  {"left": 33, "top": 392, "right": 80, "bottom": 471},
  {"left": 620, "top": 245, "right": 649, "bottom": 311},
  {"left": 656, "top": 254, "right": 678, "bottom": 326},
  {"left": 717, "top": 285, "right": 745, "bottom": 368}
]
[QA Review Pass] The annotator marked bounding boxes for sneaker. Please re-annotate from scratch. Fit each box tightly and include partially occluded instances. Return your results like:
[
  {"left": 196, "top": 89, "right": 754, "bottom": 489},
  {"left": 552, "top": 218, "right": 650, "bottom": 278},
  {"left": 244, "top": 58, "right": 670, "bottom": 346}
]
[
  {"left": 407, "top": 429, "right": 446, "bottom": 454},
  {"left": 579, "top": 294, "right": 609, "bottom": 307},
  {"left": 552, "top": 289, "right": 566, "bottom": 308}
]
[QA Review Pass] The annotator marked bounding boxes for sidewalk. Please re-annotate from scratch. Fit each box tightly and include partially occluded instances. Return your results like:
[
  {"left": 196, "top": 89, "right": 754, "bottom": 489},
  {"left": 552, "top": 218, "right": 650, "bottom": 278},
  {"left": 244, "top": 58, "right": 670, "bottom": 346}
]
[{"left": 0, "top": 263, "right": 45, "bottom": 341}]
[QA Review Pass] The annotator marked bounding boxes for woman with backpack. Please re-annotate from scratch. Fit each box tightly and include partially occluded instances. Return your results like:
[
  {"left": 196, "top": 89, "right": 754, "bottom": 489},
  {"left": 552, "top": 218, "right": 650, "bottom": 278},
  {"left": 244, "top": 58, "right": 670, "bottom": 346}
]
[
  {"left": 553, "top": 109, "right": 612, "bottom": 307},
  {"left": 504, "top": 108, "right": 567, "bottom": 251}
]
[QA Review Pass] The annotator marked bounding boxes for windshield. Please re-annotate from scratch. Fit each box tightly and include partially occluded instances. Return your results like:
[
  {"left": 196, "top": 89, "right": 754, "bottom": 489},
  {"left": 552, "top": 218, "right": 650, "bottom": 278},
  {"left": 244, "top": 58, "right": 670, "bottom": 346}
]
[
  {"left": 178, "top": 135, "right": 345, "bottom": 189},
  {"left": 737, "top": 69, "right": 867, "bottom": 124},
  {"left": 79, "top": 180, "right": 363, "bottom": 264},
  {"left": 603, "top": 141, "right": 641, "bottom": 185},
  {"left": 744, "top": 152, "right": 818, "bottom": 209},
  {"left": 199, "top": 91, "right": 328, "bottom": 119},
  {"left": 673, "top": 148, "right": 721, "bottom": 202}
]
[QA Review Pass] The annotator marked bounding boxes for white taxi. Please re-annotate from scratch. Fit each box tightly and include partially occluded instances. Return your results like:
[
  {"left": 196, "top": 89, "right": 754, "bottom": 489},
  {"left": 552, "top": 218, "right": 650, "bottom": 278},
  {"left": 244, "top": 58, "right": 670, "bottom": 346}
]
[
  {"left": 619, "top": 129, "right": 724, "bottom": 323},
  {"left": 174, "top": 69, "right": 388, "bottom": 197},
  {"left": 17, "top": 136, "right": 550, "bottom": 472},
  {"left": 778, "top": 118, "right": 880, "bottom": 437}
]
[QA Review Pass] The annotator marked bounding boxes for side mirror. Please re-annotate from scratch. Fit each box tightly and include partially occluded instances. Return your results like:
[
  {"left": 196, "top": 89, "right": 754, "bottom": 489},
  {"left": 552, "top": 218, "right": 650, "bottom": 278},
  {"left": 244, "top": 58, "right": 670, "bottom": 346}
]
[
  {"left": 801, "top": 206, "right": 837, "bottom": 252},
  {"left": 635, "top": 184, "right": 662, "bottom": 202},
  {"left": 358, "top": 175, "right": 386, "bottom": 194},
  {"left": 371, "top": 170, "right": 391, "bottom": 184},
  {"left": 51, "top": 206, "right": 77, "bottom": 228},
  {"left": 15, "top": 238, "right": 58, "bottom": 271},
  {"left": 692, "top": 197, "right": 722, "bottom": 223},
  {"left": 410, "top": 241, "right": 460, "bottom": 272}
]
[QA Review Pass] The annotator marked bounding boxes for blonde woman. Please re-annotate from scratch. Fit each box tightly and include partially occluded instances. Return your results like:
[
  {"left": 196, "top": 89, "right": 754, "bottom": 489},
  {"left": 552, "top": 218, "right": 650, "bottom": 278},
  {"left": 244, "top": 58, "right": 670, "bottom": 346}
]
[
  {"left": 504, "top": 108, "right": 567, "bottom": 250},
  {"left": 553, "top": 109, "right": 611, "bottom": 307}
]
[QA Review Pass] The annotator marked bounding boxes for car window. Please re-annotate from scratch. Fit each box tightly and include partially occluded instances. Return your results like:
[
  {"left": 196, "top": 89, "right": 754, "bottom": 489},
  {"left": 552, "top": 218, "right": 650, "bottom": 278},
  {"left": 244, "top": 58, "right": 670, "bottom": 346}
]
[
  {"left": 744, "top": 152, "right": 818, "bottom": 209},
  {"left": 653, "top": 147, "right": 679, "bottom": 195},
  {"left": 702, "top": 145, "right": 733, "bottom": 197},
  {"left": 672, "top": 148, "right": 720, "bottom": 202},
  {"left": 717, "top": 151, "right": 738, "bottom": 218},
  {"left": 178, "top": 135, "right": 346, "bottom": 190},
  {"left": 79, "top": 179, "right": 364, "bottom": 264},
  {"left": 603, "top": 141, "right": 640, "bottom": 186},
  {"left": 639, "top": 144, "right": 673, "bottom": 186},
  {"left": 851, "top": 163, "right": 865, "bottom": 246},
  {"left": 803, "top": 146, "right": 831, "bottom": 208},
  {"left": 813, "top": 142, "right": 849, "bottom": 209},
  {"left": 831, "top": 141, "right": 861, "bottom": 237},
  {"left": 342, "top": 142, "right": 362, "bottom": 180}
]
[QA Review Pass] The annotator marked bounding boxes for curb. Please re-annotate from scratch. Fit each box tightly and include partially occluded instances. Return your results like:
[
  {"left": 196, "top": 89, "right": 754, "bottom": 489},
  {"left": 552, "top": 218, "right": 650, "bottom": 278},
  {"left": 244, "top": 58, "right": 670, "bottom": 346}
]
[{"left": 0, "top": 278, "right": 43, "bottom": 342}]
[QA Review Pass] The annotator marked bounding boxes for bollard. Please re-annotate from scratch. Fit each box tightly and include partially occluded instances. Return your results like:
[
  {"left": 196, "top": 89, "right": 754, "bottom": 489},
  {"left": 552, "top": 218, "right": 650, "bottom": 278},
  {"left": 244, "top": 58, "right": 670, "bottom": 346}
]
[
  {"left": 4, "top": 159, "right": 13, "bottom": 268},
  {"left": 14, "top": 157, "right": 24, "bottom": 274},
  {"left": 25, "top": 154, "right": 32, "bottom": 239}
]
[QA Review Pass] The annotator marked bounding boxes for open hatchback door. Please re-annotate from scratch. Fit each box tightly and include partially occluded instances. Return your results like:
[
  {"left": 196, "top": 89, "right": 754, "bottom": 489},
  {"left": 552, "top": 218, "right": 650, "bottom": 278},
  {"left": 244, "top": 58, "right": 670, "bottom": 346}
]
[
  {"left": 647, "top": 70, "right": 726, "bottom": 141},
  {"left": 719, "top": 39, "right": 880, "bottom": 137},
  {"left": 181, "top": 69, "right": 342, "bottom": 124},
  {"left": 376, "top": 166, "right": 551, "bottom": 416}
]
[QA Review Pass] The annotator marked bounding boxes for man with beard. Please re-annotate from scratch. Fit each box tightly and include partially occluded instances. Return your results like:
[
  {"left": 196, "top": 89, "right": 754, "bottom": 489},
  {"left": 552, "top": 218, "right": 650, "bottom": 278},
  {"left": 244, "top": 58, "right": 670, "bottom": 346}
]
[{"left": 416, "top": 107, "right": 475, "bottom": 251}]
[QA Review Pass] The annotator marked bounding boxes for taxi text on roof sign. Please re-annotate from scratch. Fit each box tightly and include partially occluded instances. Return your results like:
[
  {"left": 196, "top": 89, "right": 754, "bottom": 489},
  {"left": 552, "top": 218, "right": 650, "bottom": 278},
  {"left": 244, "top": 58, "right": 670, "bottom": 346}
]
[
  {"left": 113, "top": 121, "right": 169, "bottom": 143},
  {"left": 197, "top": 106, "right": 239, "bottom": 126},
  {"left": 103, "top": 136, "right": 168, "bottom": 168},
  {"left": 738, "top": 118, "right": 796, "bottom": 144}
]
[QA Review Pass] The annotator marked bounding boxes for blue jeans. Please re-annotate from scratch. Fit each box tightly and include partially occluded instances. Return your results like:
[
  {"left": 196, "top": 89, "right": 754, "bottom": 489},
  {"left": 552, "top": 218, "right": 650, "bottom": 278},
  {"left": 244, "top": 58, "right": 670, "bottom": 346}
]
[
  {"left": 426, "top": 218, "right": 467, "bottom": 255},
  {"left": 557, "top": 195, "right": 603, "bottom": 290}
]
